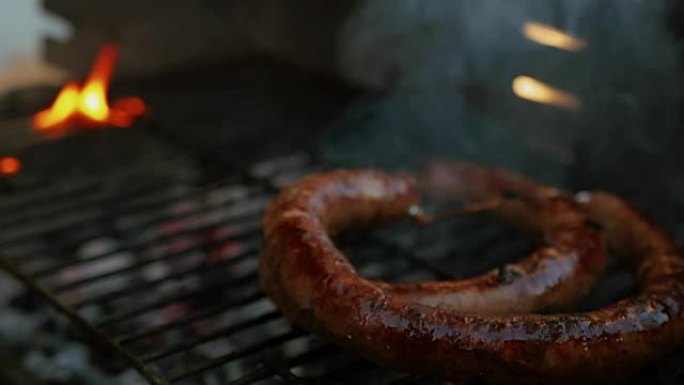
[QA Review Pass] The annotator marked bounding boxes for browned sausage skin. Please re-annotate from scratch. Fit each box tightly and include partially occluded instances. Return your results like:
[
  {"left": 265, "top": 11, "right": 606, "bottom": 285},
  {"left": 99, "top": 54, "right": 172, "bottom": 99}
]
[{"left": 260, "top": 167, "right": 627, "bottom": 383}]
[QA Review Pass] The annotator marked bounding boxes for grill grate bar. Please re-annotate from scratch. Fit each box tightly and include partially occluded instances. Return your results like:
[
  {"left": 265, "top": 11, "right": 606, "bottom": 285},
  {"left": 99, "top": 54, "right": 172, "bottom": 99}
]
[
  {"left": 142, "top": 310, "right": 282, "bottom": 362},
  {"left": 95, "top": 272, "right": 262, "bottom": 328},
  {"left": 110, "top": 177, "right": 252, "bottom": 215},
  {"left": 235, "top": 360, "right": 308, "bottom": 385},
  {"left": 0, "top": 176, "right": 178, "bottom": 229},
  {"left": 370, "top": 235, "right": 453, "bottom": 280},
  {"left": 229, "top": 344, "right": 340, "bottom": 385},
  {"left": 70, "top": 250, "right": 255, "bottom": 309},
  {"left": 285, "top": 343, "right": 340, "bottom": 368},
  {"left": 27, "top": 204, "right": 261, "bottom": 278},
  {"left": 109, "top": 185, "right": 193, "bottom": 214},
  {"left": 0, "top": 250, "right": 168, "bottom": 385},
  {"left": 116, "top": 291, "right": 267, "bottom": 344},
  {"left": 0, "top": 178, "right": 99, "bottom": 215},
  {"left": 103, "top": 193, "right": 266, "bottom": 246},
  {"left": 0, "top": 191, "right": 108, "bottom": 229},
  {"left": 268, "top": 363, "right": 309, "bottom": 385},
  {"left": 167, "top": 329, "right": 307, "bottom": 383},
  {"left": 110, "top": 183, "right": 253, "bottom": 224},
  {"left": 0, "top": 182, "right": 256, "bottom": 257},
  {"left": 50, "top": 183, "right": 240, "bottom": 253},
  {"left": 0, "top": 177, "right": 193, "bottom": 249},
  {"left": 227, "top": 363, "right": 273, "bottom": 385},
  {"left": 49, "top": 237, "right": 260, "bottom": 293},
  {"left": 0, "top": 209, "right": 105, "bottom": 248}
]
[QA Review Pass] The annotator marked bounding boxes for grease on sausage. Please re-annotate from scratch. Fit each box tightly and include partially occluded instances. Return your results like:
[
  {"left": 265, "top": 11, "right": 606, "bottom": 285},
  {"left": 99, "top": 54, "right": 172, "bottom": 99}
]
[{"left": 260, "top": 164, "right": 684, "bottom": 383}]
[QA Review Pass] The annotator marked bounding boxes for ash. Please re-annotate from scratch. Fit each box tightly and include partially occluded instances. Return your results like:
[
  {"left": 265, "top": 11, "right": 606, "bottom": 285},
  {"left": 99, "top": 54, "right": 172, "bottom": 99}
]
[{"left": 0, "top": 270, "right": 146, "bottom": 384}]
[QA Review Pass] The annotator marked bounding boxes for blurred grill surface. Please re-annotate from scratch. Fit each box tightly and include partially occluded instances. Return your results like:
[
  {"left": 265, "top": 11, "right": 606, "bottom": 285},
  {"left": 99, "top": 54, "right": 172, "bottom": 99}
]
[{"left": 0, "top": 151, "right": 682, "bottom": 385}]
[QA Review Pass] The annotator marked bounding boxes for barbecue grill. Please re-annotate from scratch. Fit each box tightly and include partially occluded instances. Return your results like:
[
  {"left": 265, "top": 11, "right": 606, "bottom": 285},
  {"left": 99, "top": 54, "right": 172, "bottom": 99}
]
[
  {"left": 0, "top": 146, "right": 683, "bottom": 384},
  {"left": 2, "top": 1, "right": 684, "bottom": 383}
]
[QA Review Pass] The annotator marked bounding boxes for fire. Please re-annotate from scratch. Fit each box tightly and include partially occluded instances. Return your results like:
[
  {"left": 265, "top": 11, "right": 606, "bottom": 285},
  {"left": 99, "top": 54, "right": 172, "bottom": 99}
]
[
  {"left": 512, "top": 76, "right": 580, "bottom": 110},
  {"left": 0, "top": 157, "right": 21, "bottom": 176},
  {"left": 33, "top": 44, "right": 145, "bottom": 131},
  {"left": 523, "top": 22, "right": 586, "bottom": 52}
]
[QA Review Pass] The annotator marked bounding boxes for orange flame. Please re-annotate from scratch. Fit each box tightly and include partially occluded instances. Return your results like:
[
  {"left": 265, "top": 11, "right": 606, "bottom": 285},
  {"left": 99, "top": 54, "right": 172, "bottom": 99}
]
[
  {"left": 33, "top": 44, "right": 145, "bottom": 131},
  {"left": 523, "top": 22, "right": 586, "bottom": 52},
  {"left": 512, "top": 75, "right": 580, "bottom": 110},
  {"left": 0, "top": 157, "right": 21, "bottom": 176}
]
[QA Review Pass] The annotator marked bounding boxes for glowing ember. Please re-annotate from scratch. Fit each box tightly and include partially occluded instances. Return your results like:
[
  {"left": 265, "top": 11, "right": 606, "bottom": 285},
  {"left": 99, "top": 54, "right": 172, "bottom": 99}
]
[
  {"left": 512, "top": 75, "right": 580, "bottom": 110},
  {"left": 33, "top": 44, "right": 145, "bottom": 131},
  {"left": 523, "top": 22, "right": 586, "bottom": 52},
  {"left": 0, "top": 157, "right": 21, "bottom": 176}
]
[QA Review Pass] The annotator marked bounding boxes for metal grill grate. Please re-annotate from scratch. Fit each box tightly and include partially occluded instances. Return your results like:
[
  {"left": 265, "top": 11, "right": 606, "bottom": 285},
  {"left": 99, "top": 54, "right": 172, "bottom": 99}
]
[{"left": 0, "top": 153, "right": 682, "bottom": 384}]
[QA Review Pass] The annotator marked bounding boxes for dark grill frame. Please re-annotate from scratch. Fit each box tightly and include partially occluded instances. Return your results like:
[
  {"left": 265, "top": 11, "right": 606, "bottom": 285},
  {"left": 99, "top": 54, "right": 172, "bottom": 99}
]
[{"left": 0, "top": 152, "right": 681, "bottom": 385}]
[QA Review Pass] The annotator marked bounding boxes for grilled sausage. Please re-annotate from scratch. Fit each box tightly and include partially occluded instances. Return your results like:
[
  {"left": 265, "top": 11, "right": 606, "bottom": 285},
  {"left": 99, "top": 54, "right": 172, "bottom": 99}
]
[{"left": 260, "top": 166, "right": 645, "bottom": 383}]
